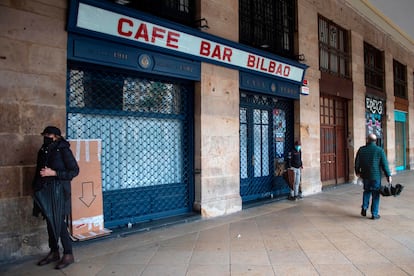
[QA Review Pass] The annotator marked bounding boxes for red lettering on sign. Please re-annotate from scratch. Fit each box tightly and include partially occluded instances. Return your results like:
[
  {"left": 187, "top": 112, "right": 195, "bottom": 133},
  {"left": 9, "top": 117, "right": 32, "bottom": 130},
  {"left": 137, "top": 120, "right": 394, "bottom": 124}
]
[
  {"left": 199, "top": 40, "right": 233, "bottom": 61},
  {"left": 151, "top": 27, "right": 165, "bottom": 43},
  {"left": 118, "top": 18, "right": 133, "bottom": 37},
  {"left": 223, "top": 47, "right": 232, "bottom": 62},
  {"left": 211, "top": 45, "right": 221, "bottom": 59},
  {"left": 200, "top": 41, "right": 211, "bottom": 56},
  {"left": 260, "top": 58, "right": 267, "bottom": 72},
  {"left": 246, "top": 54, "right": 291, "bottom": 77},
  {"left": 247, "top": 55, "right": 255, "bottom": 68},
  {"left": 276, "top": 64, "right": 282, "bottom": 75},
  {"left": 117, "top": 18, "right": 181, "bottom": 50},
  {"left": 268, "top": 61, "right": 276, "bottom": 73},
  {"left": 134, "top": 23, "right": 149, "bottom": 41},
  {"left": 166, "top": 31, "right": 180, "bottom": 48},
  {"left": 283, "top": 66, "right": 291, "bottom": 76}
]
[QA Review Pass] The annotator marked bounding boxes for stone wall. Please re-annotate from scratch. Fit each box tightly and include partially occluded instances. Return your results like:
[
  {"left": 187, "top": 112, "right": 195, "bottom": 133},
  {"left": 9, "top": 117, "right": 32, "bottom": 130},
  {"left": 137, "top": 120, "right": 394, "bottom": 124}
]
[{"left": 0, "top": 0, "right": 68, "bottom": 263}]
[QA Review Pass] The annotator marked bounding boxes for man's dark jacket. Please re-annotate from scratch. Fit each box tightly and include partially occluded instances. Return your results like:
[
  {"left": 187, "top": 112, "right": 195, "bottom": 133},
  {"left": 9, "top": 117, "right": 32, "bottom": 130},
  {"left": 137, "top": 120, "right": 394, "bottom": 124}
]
[
  {"left": 355, "top": 141, "right": 391, "bottom": 181},
  {"left": 288, "top": 149, "right": 302, "bottom": 169}
]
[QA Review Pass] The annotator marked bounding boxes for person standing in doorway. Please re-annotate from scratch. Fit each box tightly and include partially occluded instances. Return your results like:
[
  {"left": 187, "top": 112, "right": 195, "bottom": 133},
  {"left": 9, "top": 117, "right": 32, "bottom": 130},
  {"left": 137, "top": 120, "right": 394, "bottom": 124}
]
[
  {"left": 355, "top": 133, "right": 391, "bottom": 220},
  {"left": 287, "top": 141, "right": 303, "bottom": 200},
  {"left": 32, "top": 126, "right": 79, "bottom": 269}
]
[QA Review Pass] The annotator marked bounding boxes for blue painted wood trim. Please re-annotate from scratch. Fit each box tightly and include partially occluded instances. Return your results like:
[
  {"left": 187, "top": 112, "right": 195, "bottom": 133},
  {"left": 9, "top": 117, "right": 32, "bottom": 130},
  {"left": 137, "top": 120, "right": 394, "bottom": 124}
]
[
  {"left": 68, "top": 35, "right": 201, "bottom": 81},
  {"left": 240, "top": 71, "right": 300, "bottom": 99}
]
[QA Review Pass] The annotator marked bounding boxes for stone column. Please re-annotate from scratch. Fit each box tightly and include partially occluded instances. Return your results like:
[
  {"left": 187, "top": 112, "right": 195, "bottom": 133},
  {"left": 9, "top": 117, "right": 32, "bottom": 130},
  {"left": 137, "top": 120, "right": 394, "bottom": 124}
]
[
  {"left": 297, "top": 0, "right": 323, "bottom": 194},
  {"left": 384, "top": 51, "right": 396, "bottom": 173},
  {"left": 193, "top": 0, "right": 242, "bottom": 216},
  {"left": 350, "top": 31, "right": 366, "bottom": 176}
]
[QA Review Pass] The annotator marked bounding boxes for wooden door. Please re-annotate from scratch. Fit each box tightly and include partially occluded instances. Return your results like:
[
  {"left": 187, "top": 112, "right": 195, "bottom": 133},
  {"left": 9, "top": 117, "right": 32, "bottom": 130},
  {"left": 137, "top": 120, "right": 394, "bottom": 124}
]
[{"left": 320, "top": 96, "right": 347, "bottom": 186}]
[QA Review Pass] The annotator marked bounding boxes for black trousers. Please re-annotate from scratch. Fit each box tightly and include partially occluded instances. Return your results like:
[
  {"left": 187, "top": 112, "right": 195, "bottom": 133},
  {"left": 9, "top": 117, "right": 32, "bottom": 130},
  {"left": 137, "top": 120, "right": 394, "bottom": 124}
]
[{"left": 47, "top": 216, "right": 72, "bottom": 254}]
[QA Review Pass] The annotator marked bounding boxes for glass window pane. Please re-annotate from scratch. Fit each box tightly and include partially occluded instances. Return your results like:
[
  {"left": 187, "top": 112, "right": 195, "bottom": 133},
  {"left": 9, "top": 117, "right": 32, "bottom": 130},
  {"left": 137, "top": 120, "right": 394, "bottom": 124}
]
[
  {"left": 262, "top": 110, "right": 268, "bottom": 124},
  {"left": 254, "top": 109, "right": 261, "bottom": 124},
  {"left": 262, "top": 125, "right": 269, "bottom": 176},
  {"left": 240, "top": 108, "right": 247, "bottom": 123},
  {"left": 254, "top": 124, "right": 262, "bottom": 177},
  {"left": 240, "top": 124, "right": 248, "bottom": 179}
]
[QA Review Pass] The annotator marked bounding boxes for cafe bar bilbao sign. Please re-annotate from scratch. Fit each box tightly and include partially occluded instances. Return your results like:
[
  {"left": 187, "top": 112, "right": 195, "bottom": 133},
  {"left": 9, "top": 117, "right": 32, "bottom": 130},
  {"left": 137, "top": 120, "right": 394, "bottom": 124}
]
[{"left": 74, "top": 2, "right": 306, "bottom": 83}]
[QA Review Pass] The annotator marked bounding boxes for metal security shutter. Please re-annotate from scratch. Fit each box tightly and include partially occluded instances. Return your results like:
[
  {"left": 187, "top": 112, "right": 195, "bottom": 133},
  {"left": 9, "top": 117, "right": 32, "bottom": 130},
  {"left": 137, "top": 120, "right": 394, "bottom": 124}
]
[
  {"left": 66, "top": 63, "right": 194, "bottom": 227},
  {"left": 240, "top": 92, "right": 293, "bottom": 201}
]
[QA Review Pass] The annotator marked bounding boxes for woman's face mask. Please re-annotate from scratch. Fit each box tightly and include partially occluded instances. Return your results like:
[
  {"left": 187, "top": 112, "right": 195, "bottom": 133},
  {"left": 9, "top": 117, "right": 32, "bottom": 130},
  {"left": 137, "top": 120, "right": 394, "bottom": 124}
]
[
  {"left": 43, "top": 136, "right": 54, "bottom": 146},
  {"left": 295, "top": 145, "right": 301, "bottom": 151}
]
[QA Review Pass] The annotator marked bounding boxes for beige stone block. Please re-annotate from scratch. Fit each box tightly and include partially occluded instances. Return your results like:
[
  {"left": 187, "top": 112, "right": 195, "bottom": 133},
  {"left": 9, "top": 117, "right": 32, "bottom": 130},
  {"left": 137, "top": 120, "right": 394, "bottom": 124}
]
[
  {"left": 0, "top": 70, "right": 66, "bottom": 106},
  {"left": 20, "top": 104, "right": 66, "bottom": 136},
  {"left": 0, "top": 102, "right": 20, "bottom": 133},
  {"left": 200, "top": 0, "right": 238, "bottom": 42},
  {"left": 203, "top": 94, "right": 238, "bottom": 116},
  {"left": 28, "top": 44, "right": 66, "bottom": 76},
  {"left": 0, "top": 6, "right": 66, "bottom": 46},
  {"left": 0, "top": 166, "right": 21, "bottom": 198},
  {"left": 201, "top": 117, "right": 238, "bottom": 139},
  {"left": 200, "top": 193, "right": 241, "bottom": 217},
  {"left": 298, "top": 3, "right": 319, "bottom": 66},
  {"left": 0, "top": 38, "right": 29, "bottom": 72},
  {"left": 0, "top": 197, "right": 48, "bottom": 262},
  {"left": 22, "top": 165, "right": 36, "bottom": 196},
  {"left": 202, "top": 151, "right": 239, "bottom": 176},
  {"left": 201, "top": 175, "right": 239, "bottom": 200},
  {"left": 0, "top": 134, "right": 38, "bottom": 166},
  {"left": 199, "top": 67, "right": 239, "bottom": 161}
]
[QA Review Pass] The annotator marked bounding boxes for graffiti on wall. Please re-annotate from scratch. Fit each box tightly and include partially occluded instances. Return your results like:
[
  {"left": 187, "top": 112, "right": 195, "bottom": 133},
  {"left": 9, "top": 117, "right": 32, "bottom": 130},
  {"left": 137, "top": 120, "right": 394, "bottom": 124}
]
[{"left": 365, "top": 96, "right": 384, "bottom": 146}]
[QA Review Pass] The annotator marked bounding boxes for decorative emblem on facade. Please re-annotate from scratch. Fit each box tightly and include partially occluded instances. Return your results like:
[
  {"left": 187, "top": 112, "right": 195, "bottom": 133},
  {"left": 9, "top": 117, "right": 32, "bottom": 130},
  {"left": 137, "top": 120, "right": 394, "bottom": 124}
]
[{"left": 138, "top": 54, "right": 152, "bottom": 69}]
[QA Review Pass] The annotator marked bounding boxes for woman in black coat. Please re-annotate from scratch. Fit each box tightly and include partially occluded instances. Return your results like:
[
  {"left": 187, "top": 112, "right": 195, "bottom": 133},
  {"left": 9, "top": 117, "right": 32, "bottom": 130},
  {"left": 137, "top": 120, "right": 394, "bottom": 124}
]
[{"left": 32, "top": 126, "right": 79, "bottom": 270}]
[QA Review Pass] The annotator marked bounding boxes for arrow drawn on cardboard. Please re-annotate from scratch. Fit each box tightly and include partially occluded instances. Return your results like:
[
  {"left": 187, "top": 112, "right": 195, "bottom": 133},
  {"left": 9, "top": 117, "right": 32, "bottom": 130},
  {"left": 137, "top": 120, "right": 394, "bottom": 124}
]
[{"left": 79, "top": 181, "right": 96, "bottom": 207}]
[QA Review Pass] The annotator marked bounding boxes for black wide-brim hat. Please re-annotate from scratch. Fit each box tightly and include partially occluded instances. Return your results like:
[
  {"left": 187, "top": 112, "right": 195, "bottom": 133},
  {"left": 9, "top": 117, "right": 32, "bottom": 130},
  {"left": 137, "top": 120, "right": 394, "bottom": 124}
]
[{"left": 41, "top": 126, "right": 61, "bottom": 136}]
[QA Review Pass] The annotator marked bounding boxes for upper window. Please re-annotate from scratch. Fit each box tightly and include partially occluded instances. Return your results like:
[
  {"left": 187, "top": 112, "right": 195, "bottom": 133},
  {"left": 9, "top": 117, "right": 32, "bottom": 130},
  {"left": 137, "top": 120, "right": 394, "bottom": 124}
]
[
  {"left": 239, "top": 0, "right": 297, "bottom": 59},
  {"left": 364, "top": 42, "right": 384, "bottom": 92},
  {"left": 318, "top": 16, "right": 350, "bottom": 78},
  {"left": 393, "top": 60, "right": 407, "bottom": 99},
  {"left": 68, "top": 64, "right": 186, "bottom": 115},
  {"left": 111, "top": 0, "right": 195, "bottom": 28}
]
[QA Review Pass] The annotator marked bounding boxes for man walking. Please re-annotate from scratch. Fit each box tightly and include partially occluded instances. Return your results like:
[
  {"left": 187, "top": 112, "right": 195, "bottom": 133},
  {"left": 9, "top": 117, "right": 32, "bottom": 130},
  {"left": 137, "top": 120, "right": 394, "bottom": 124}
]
[{"left": 355, "top": 133, "right": 392, "bottom": 220}]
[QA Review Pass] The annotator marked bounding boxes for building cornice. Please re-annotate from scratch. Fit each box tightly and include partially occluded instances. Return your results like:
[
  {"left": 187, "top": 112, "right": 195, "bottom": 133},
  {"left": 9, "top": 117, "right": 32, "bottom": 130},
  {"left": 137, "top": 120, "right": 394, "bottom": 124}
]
[{"left": 345, "top": 0, "right": 414, "bottom": 54}]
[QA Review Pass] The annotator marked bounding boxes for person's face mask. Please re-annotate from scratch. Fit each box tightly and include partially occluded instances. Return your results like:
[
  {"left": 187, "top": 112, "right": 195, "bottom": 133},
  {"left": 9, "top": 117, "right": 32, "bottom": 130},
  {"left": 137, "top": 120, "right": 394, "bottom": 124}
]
[
  {"left": 43, "top": 136, "right": 54, "bottom": 146},
  {"left": 295, "top": 145, "right": 301, "bottom": 152}
]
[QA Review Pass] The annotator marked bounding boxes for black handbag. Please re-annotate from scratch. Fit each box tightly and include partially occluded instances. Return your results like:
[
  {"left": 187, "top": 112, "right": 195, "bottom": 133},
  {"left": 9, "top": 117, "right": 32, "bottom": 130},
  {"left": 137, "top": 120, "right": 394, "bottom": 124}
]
[{"left": 379, "top": 183, "right": 404, "bottom": 197}]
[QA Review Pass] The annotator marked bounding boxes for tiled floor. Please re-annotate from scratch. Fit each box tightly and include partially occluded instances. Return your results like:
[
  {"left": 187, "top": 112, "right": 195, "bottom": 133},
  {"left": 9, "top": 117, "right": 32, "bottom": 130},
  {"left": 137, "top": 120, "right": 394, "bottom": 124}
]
[{"left": 3, "top": 171, "right": 414, "bottom": 275}]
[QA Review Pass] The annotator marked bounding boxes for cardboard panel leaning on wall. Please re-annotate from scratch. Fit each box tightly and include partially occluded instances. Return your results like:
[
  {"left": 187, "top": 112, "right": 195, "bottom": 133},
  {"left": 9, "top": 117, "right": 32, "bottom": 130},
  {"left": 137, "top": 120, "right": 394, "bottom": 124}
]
[{"left": 68, "top": 139, "right": 111, "bottom": 241}]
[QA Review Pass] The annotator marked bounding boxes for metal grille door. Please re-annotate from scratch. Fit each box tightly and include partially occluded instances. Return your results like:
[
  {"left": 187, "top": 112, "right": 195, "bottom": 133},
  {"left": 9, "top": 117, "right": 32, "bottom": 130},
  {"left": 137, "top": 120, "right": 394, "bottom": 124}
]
[
  {"left": 66, "top": 64, "right": 193, "bottom": 227},
  {"left": 240, "top": 92, "right": 293, "bottom": 201}
]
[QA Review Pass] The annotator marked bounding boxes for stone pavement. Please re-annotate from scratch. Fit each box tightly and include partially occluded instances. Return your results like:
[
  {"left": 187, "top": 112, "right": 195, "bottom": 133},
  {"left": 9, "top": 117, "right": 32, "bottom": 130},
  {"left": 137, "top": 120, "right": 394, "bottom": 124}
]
[{"left": 2, "top": 171, "right": 414, "bottom": 275}]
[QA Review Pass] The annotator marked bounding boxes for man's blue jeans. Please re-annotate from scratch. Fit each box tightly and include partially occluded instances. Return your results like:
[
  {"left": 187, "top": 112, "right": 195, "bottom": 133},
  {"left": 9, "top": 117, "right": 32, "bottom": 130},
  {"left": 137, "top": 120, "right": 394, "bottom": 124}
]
[{"left": 362, "top": 179, "right": 381, "bottom": 216}]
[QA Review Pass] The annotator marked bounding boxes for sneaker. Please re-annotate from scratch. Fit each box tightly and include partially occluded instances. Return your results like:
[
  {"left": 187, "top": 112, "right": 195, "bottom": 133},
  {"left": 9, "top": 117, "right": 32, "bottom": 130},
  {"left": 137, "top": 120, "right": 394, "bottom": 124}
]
[
  {"left": 371, "top": 215, "right": 381, "bottom": 220},
  {"left": 288, "top": 196, "right": 295, "bottom": 201},
  {"left": 361, "top": 208, "right": 367, "bottom": 217}
]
